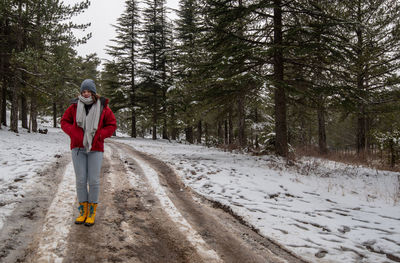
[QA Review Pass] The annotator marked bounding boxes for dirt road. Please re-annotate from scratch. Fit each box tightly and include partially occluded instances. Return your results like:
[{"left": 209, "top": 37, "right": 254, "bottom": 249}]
[{"left": 0, "top": 140, "right": 307, "bottom": 263}]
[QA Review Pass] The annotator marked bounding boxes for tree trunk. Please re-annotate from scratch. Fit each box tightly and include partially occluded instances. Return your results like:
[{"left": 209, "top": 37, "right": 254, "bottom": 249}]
[
  {"left": 317, "top": 102, "right": 327, "bottom": 154},
  {"left": 273, "top": 0, "right": 288, "bottom": 157},
  {"left": 28, "top": 109, "right": 31, "bottom": 133},
  {"left": 217, "top": 121, "right": 223, "bottom": 144},
  {"left": 131, "top": 109, "right": 136, "bottom": 138},
  {"left": 229, "top": 110, "right": 233, "bottom": 144},
  {"left": 10, "top": 78, "right": 19, "bottom": 133},
  {"left": 171, "top": 127, "right": 177, "bottom": 141},
  {"left": 52, "top": 101, "right": 57, "bottom": 128},
  {"left": 185, "top": 126, "right": 193, "bottom": 144},
  {"left": 161, "top": 5, "right": 168, "bottom": 141},
  {"left": 161, "top": 89, "right": 167, "bottom": 139},
  {"left": 20, "top": 94, "right": 28, "bottom": 128},
  {"left": 0, "top": 19, "right": 3, "bottom": 130},
  {"left": 205, "top": 122, "right": 209, "bottom": 146},
  {"left": 299, "top": 114, "right": 307, "bottom": 148},
  {"left": 357, "top": 112, "right": 366, "bottom": 155},
  {"left": 163, "top": 118, "right": 168, "bottom": 139},
  {"left": 31, "top": 1, "right": 39, "bottom": 133},
  {"left": 0, "top": 83, "right": 2, "bottom": 129},
  {"left": 161, "top": 84, "right": 167, "bottom": 140},
  {"left": 366, "top": 115, "right": 370, "bottom": 153},
  {"left": 170, "top": 105, "right": 177, "bottom": 140},
  {"left": 389, "top": 139, "right": 395, "bottom": 168},
  {"left": 10, "top": 1, "right": 23, "bottom": 133},
  {"left": 254, "top": 108, "right": 259, "bottom": 148},
  {"left": 1, "top": 85, "right": 6, "bottom": 126},
  {"left": 130, "top": 24, "right": 137, "bottom": 138},
  {"left": 197, "top": 120, "right": 202, "bottom": 144},
  {"left": 224, "top": 119, "right": 228, "bottom": 145},
  {"left": 152, "top": 125, "right": 157, "bottom": 140},
  {"left": 0, "top": 8, "right": 7, "bottom": 129},
  {"left": 152, "top": 86, "right": 157, "bottom": 140},
  {"left": 238, "top": 95, "right": 246, "bottom": 147},
  {"left": 355, "top": 3, "right": 366, "bottom": 157},
  {"left": 59, "top": 102, "right": 64, "bottom": 123},
  {"left": 31, "top": 89, "right": 37, "bottom": 132}
]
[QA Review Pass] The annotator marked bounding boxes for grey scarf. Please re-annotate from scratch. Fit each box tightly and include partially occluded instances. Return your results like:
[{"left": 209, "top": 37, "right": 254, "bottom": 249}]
[{"left": 76, "top": 95, "right": 101, "bottom": 152}]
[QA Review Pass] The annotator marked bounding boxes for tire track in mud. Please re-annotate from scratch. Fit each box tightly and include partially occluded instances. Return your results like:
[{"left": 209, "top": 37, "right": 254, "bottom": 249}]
[
  {"left": 62, "top": 144, "right": 204, "bottom": 263},
  {"left": 112, "top": 141, "right": 307, "bottom": 263},
  {"left": 121, "top": 145, "right": 222, "bottom": 262}
]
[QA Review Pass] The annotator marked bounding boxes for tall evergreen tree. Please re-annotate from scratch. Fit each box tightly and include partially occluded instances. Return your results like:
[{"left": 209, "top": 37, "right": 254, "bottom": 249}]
[
  {"left": 106, "top": 0, "right": 141, "bottom": 137},
  {"left": 196, "top": 0, "right": 267, "bottom": 148},
  {"left": 174, "top": 0, "right": 203, "bottom": 143},
  {"left": 141, "top": 0, "right": 170, "bottom": 140},
  {"left": 337, "top": 0, "right": 400, "bottom": 154},
  {"left": 281, "top": 1, "right": 346, "bottom": 154},
  {"left": 1, "top": 0, "right": 91, "bottom": 133}
]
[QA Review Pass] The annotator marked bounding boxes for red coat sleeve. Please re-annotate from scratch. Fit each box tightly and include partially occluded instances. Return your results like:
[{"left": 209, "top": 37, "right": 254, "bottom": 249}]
[
  {"left": 100, "top": 107, "right": 117, "bottom": 139},
  {"left": 60, "top": 105, "right": 75, "bottom": 136}
]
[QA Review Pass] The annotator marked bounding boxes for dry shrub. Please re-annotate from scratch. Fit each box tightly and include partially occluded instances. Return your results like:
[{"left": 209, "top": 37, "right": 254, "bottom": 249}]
[{"left": 295, "top": 146, "right": 400, "bottom": 173}]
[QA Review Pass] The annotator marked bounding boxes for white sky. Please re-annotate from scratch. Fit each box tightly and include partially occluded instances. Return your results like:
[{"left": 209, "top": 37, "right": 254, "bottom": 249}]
[{"left": 63, "top": 0, "right": 180, "bottom": 64}]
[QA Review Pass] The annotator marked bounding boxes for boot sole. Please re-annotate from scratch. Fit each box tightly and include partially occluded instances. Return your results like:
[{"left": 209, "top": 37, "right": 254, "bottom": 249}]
[
  {"left": 75, "top": 221, "right": 85, "bottom": 224},
  {"left": 84, "top": 223, "right": 94, "bottom": 227}
]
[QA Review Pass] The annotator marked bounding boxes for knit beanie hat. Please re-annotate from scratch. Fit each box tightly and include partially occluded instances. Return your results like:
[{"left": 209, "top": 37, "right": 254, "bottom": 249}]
[{"left": 80, "top": 79, "right": 96, "bottom": 94}]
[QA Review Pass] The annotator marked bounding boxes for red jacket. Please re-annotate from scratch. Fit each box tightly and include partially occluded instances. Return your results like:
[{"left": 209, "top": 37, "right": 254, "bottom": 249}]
[{"left": 61, "top": 97, "right": 117, "bottom": 152}]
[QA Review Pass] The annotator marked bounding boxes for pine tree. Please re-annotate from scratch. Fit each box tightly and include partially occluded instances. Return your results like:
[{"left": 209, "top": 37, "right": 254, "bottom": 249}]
[
  {"left": 280, "top": 1, "right": 345, "bottom": 154},
  {"left": 141, "top": 0, "right": 170, "bottom": 140},
  {"left": 195, "top": 0, "right": 266, "bottom": 148},
  {"left": 1, "top": 0, "right": 91, "bottom": 133},
  {"left": 105, "top": 0, "right": 141, "bottom": 137},
  {"left": 101, "top": 61, "right": 125, "bottom": 112},
  {"left": 9, "top": 0, "right": 24, "bottom": 133},
  {"left": 174, "top": 0, "right": 203, "bottom": 143},
  {"left": 337, "top": 0, "right": 400, "bottom": 154}
]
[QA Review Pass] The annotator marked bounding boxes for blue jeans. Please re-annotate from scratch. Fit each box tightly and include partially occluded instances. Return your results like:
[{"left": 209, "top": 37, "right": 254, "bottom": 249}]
[{"left": 71, "top": 148, "right": 103, "bottom": 203}]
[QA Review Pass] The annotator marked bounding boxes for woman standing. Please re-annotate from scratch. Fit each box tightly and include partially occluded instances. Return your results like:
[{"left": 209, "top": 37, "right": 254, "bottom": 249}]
[{"left": 61, "top": 79, "right": 117, "bottom": 226}]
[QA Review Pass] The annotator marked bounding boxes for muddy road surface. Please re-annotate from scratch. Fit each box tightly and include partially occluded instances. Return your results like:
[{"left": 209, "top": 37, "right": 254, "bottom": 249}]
[{"left": 0, "top": 140, "right": 307, "bottom": 263}]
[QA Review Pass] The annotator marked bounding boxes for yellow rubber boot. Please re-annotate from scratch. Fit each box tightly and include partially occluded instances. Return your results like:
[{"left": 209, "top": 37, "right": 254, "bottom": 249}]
[
  {"left": 84, "top": 203, "right": 97, "bottom": 226},
  {"left": 75, "top": 202, "right": 88, "bottom": 224}
]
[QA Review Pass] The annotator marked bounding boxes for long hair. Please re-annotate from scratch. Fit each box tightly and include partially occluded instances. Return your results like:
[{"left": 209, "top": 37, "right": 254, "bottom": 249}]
[{"left": 91, "top": 92, "right": 100, "bottom": 103}]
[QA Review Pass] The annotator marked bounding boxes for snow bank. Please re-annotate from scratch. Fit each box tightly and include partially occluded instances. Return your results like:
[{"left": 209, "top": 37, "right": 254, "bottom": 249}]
[{"left": 0, "top": 119, "right": 69, "bottom": 229}]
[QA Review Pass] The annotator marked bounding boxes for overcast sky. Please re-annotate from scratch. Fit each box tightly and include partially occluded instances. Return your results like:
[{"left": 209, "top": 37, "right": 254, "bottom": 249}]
[{"left": 64, "top": 0, "right": 180, "bottom": 64}]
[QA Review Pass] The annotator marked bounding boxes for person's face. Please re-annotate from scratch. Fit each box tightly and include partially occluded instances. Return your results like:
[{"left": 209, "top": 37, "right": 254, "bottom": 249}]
[{"left": 81, "top": 90, "right": 92, "bottom": 98}]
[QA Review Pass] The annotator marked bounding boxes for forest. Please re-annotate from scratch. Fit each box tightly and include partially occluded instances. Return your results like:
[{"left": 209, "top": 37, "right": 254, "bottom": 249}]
[{"left": 1, "top": 0, "right": 400, "bottom": 168}]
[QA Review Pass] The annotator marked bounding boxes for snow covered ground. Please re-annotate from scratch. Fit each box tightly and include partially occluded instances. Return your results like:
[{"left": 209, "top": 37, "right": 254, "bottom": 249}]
[
  {"left": 116, "top": 137, "right": 400, "bottom": 263},
  {"left": 0, "top": 118, "right": 399, "bottom": 262},
  {"left": 0, "top": 118, "right": 69, "bottom": 229}
]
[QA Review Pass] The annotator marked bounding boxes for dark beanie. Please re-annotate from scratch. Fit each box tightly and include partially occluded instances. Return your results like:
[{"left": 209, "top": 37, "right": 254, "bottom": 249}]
[{"left": 80, "top": 79, "right": 96, "bottom": 94}]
